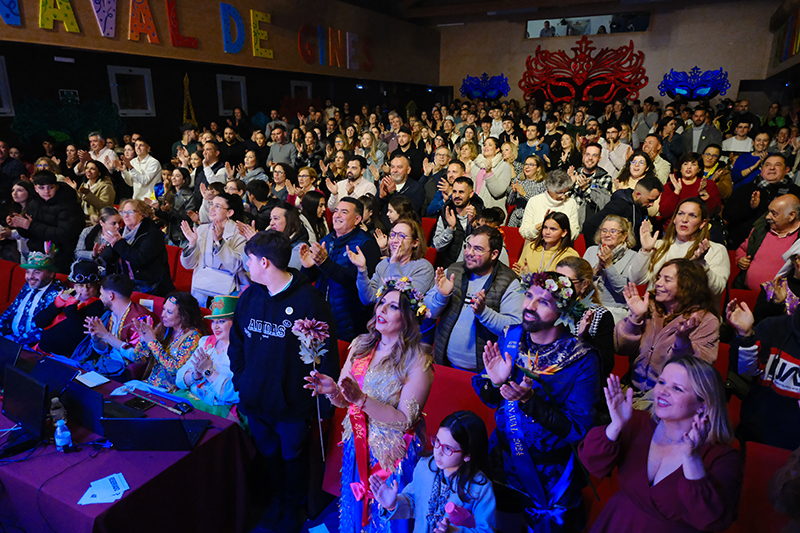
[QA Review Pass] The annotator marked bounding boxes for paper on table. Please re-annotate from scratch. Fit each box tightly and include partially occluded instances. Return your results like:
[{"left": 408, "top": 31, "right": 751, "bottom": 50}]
[
  {"left": 77, "top": 473, "right": 129, "bottom": 505},
  {"left": 75, "top": 371, "right": 110, "bottom": 388},
  {"left": 308, "top": 525, "right": 330, "bottom": 533}
]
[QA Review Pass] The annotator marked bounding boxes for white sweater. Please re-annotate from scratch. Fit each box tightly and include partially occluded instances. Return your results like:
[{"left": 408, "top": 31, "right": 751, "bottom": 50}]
[{"left": 519, "top": 192, "right": 581, "bottom": 242}]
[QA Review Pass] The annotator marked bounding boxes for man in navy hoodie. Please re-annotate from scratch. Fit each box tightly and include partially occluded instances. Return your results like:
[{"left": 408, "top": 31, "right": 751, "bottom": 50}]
[{"left": 229, "top": 230, "right": 339, "bottom": 532}]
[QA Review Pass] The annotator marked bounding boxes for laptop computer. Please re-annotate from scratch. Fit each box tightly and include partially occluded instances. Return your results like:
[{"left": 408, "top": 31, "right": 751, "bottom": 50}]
[
  {"left": 28, "top": 357, "right": 80, "bottom": 398},
  {"left": 100, "top": 418, "right": 211, "bottom": 451},
  {"left": 0, "top": 338, "right": 22, "bottom": 387},
  {"left": 62, "top": 382, "right": 145, "bottom": 436},
  {"left": 1, "top": 366, "right": 48, "bottom": 457}
]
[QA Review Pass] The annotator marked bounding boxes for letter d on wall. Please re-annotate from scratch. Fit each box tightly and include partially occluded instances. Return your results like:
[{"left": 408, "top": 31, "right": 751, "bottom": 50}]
[{"left": 220, "top": 3, "right": 244, "bottom": 54}]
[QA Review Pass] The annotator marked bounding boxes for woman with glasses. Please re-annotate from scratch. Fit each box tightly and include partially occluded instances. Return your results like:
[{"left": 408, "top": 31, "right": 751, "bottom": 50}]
[
  {"left": 304, "top": 279, "right": 434, "bottom": 533},
  {"left": 584, "top": 215, "right": 638, "bottom": 323},
  {"left": 100, "top": 199, "right": 176, "bottom": 295},
  {"left": 520, "top": 169, "right": 581, "bottom": 241},
  {"left": 507, "top": 155, "right": 547, "bottom": 228},
  {"left": 700, "top": 145, "right": 732, "bottom": 199},
  {"left": 269, "top": 163, "right": 295, "bottom": 202},
  {"left": 33, "top": 157, "right": 64, "bottom": 181},
  {"left": 349, "top": 218, "right": 434, "bottom": 306},
  {"left": 613, "top": 150, "right": 654, "bottom": 192}
]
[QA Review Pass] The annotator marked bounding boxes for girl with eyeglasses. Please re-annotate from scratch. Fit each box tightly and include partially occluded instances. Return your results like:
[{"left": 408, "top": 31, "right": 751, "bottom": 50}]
[
  {"left": 370, "top": 411, "right": 496, "bottom": 533},
  {"left": 614, "top": 150, "right": 654, "bottom": 192}
]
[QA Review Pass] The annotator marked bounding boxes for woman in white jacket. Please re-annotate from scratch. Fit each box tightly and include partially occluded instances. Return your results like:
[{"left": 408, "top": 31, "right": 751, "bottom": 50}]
[
  {"left": 180, "top": 192, "right": 249, "bottom": 306},
  {"left": 519, "top": 169, "right": 581, "bottom": 241},
  {"left": 470, "top": 137, "right": 511, "bottom": 216}
]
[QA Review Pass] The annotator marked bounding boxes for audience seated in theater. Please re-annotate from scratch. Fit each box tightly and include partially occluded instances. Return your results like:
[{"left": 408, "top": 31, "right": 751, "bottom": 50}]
[
  {"left": 425, "top": 225, "right": 522, "bottom": 372},
  {"left": 734, "top": 194, "right": 800, "bottom": 291},
  {"left": 357, "top": 193, "right": 386, "bottom": 239},
  {"left": 131, "top": 291, "right": 207, "bottom": 390},
  {"left": 432, "top": 176, "right": 484, "bottom": 268},
  {"left": 426, "top": 159, "right": 467, "bottom": 218},
  {"left": 246, "top": 180, "right": 277, "bottom": 231},
  {"left": 0, "top": 139, "right": 30, "bottom": 194},
  {"left": 7, "top": 170, "right": 85, "bottom": 273},
  {"left": 566, "top": 142, "right": 612, "bottom": 226},
  {"left": 0, "top": 252, "right": 61, "bottom": 347},
  {"left": 180, "top": 192, "right": 247, "bottom": 306},
  {"left": 727, "top": 298, "right": 800, "bottom": 451},
  {"left": 390, "top": 126, "right": 425, "bottom": 181},
  {"left": 264, "top": 201, "right": 310, "bottom": 271},
  {"left": 722, "top": 118, "right": 755, "bottom": 155},
  {"left": 515, "top": 211, "right": 579, "bottom": 275},
  {"left": 768, "top": 126, "right": 797, "bottom": 169},
  {"left": 473, "top": 271, "right": 600, "bottom": 532},
  {"left": 731, "top": 132, "right": 771, "bottom": 190},
  {"left": 377, "top": 155, "right": 425, "bottom": 227},
  {"left": 616, "top": 259, "right": 719, "bottom": 404},
  {"left": 350, "top": 218, "right": 434, "bottom": 306},
  {"left": 640, "top": 133, "right": 672, "bottom": 184},
  {"left": 471, "top": 207, "right": 510, "bottom": 265},
  {"left": 220, "top": 127, "right": 246, "bottom": 167},
  {"left": 520, "top": 169, "right": 581, "bottom": 241},
  {"left": 326, "top": 155, "right": 377, "bottom": 212},
  {"left": 420, "top": 146, "right": 451, "bottom": 211},
  {"left": 768, "top": 434, "right": 800, "bottom": 531},
  {"left": 265, "top": 124, "right": 297, "bottom": 170},
  {"left": 578, "top": 357, "right": 741, "bottom": 532},
  {"left": 659, "top": 153, "right": 722, "bottom": 228},
  {"left": 655, "top": 116, "right": 684, "bottom": 169},
  {"left": 584, "top": 215, "right": 638, "bottom": 323},
  {"left": 629, "top": 198, "right": 729, "bottom": 297},
  {"left": 155, "top": 167, "right": 200, "bottom": 247},
  {"left": 269, "top": 163, "right": 296, "bottom": 203},
  {"left": 65, "top": 160, "right": 115, "bottom": 221},
  {"left": 723, "top": 154, "right": 800, "bottom": 250},
  {"left": 175, "top": 295, "right": 239, "bottom": 417},
  {"left": 296, "top": 130, "right": 326, "bottom": 174},
  {"left": 754, "top": 240, "right": 800, "bottom": 324},
  {"left": 613, "top": 150, "right": 654, "bottom": 193},
  {"left": 699, "top": 144, "right": 732, "bottom": 200},
  {"left": 35, "top": 260, "right": 104, "bottom": 357},
  {"left": 171, "top": 123, "right": 199, "bottom": 159},
  {"left": 118, "top": 138, "right": 162, "bottom": 201},
  {"left": 681, "top": 107, "right": 723, "bottom": 157},
  {"left": 320, "top": 149, "right": 347, "bottom": 184},
  {"left": 80, "top": 274, "right": 157, "bottom": 378},
  {"left": 0, "top": 179, "right": 34, "bottom": 263},
  {"left": 598, "top": 122, "right": 633, "bottom": 180},
  {"left": 232, "top": 231, "right": 339, "bottom": 532},
  {"left": 300, "top": 190, "right": 328, "bottom": 243},
  {"left": 550, "top": 132, "right": 581, "bottom": 172},
  {"left": 100, "top": 199, "right": 176, "bottom": 296},
  {"left": 300, "top": 197, "right": 381, "bottom": 342},
  {"left": 292, "top": 167, "right": 322, "bottom": 214},
  {"left": 194, "top": 141, "right": 227, "bottom": 204},
  {"left": 556, "top": 256, "right": 616, "bottom": 376},
  {"left": 501, "top": 141, "right": 523, "bottom": 180},
  {"left": 354, "top": 131, "right": 384, "bottom": 184},
  {"left": 234, "top": 150, "right": 267, "bottom": 184},
  {"left": 75, "top": 131, "right": 118, "bottom": 177},
  {"left": 507, "top": 155, "right": 547, "bottom": 228},
  {"left": 470, "top": 137, "right": 511, "bottom": 217}
]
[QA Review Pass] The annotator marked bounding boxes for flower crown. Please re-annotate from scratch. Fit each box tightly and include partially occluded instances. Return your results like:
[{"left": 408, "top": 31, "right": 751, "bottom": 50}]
[
  {"left": 376, "top": 276, "right": 428, "bottom": 317},
  {"left": 519, "top": 272, "right": 590, "bottom": 330}
]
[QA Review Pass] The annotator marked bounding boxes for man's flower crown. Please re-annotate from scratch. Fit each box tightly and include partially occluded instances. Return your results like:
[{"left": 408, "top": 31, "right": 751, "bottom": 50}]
[
  {"left": 376, "top": 276, "right": 428, "bottom": 317},
  {"left": 519, "top": 271, "right": 589, "bottom": 329}
]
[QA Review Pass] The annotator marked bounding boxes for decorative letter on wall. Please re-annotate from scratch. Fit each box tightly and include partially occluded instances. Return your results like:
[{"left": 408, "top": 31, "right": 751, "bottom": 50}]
[
  {"left": 90, "top": 0, "right": 116, "bottom": 37},
  {"left": 250, "top": 9, "right": 272, "bottom": 58},
  {"left": 519, "top": 36, "right": 647, "bottom": 103},
  {"left": 128, "top": 0, "right": 159, "bottom": 43},
  {"left": 39, "top": 0, "right": 80, "bottom": 32},
  {"left": 166, "top": 0, "right": 196, "bottom": 48},
  {"left": 658, "top": 67, "right": 730, "bottom": 100},
  {"left": 298, "top": 24, "right": 316, "bottom": 64},
  {"left": 460, "top": 73, "right": 510, "bottom": 100},
  {"left": 220, "top": 3, "right": 244, "bottom": 54},
  {"left": 346, "top": 32, "right": 359, "bottom": 70},
  {"left": 361, "top": 37, "right": 373, "bottom": 72},
  {"left": 328, "top": 28, "right": 345, "bottom": 68},
  {"left": 1, "top": 0, "right": 22, "bottom": 25}
]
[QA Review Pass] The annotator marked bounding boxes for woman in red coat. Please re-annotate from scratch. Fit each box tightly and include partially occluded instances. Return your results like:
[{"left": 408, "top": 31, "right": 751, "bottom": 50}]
[
  {"left": 659, "top": 152, "right": 721, "bottom": 225},
  {"left": 578, "top": 356, "right": 741, "bottom": 532}
]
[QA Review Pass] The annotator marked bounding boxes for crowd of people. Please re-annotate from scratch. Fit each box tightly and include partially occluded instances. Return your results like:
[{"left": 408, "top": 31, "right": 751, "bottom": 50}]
[{"left": 1, "top": 94, "right": 800, "bottom": 532}]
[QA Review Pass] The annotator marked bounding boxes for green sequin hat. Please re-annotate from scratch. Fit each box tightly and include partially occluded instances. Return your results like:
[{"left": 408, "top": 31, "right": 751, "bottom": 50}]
[
  {"left": 205, "top": 295, "right": 238, "bottom": 319},
  {"left": 21, "top": 251, "right": 57, "bottom": 272}
]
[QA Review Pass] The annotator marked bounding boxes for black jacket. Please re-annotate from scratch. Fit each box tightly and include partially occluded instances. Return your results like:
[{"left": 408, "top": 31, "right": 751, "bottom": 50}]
[
  {"left": 722, "top": 179, "right": 800, "bottom": 249},
  {"left": 583, "top": 189, "right": 647, "bottom": 249},
  {"left": 228, "top": 271, "right": 339, "bottom": 421},
  {"left": 19, "top": 185, "right": 85, "bottom": 273},
  {"left": 100, "top": 217, "right": 176, "bottom": 296}
]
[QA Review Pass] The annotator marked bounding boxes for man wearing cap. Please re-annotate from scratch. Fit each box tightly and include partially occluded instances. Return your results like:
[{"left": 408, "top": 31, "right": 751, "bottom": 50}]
[
  {"left": 119, "top": 137, "right": 162, "bottom": 201},
  {"left": 176, "top": 295, "right": 240, "bottom": 417},
  {"left": 81, "top": 274, "right": 158, "bottom": 379},
  {"left": 172, "top": 123, "right": 200, "bottom": 158},
  {"left": 7, "top": 170, "right": 85, "bottom": 273},
  {"left": 35, "top": 260, "right": 105, "bottom": 356},
  {"left": 0, "top": 252, "right": 62, "bottom": 347},
  {"left": 472, "top": 272, "right": 601, "bottom": 532}
]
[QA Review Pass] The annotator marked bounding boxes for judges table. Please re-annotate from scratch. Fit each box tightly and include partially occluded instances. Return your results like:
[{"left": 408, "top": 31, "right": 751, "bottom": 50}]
[{"left": 0, "top": 360, "right": 255, "bottom": 533}]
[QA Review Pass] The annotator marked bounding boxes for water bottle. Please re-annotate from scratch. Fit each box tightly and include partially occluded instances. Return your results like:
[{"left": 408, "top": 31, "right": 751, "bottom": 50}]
[
  {"left": 445, "top": 501, "right": 475, "bottom": 527},
  {"left": 54, "top": 420, "right": 72, "bottom": 452}
]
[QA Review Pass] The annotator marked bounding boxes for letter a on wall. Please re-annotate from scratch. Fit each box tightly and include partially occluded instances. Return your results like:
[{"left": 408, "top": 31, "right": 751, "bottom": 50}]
[
  {"left": 128, "top": 0, "right": 159, "bottom": 43},
  {"left": 220, "top": 3, "right": 244, "bottom": 54},
  {"left": 39, "top": 0, "right": 80, "bottom": 32},
  {"left": 90, "top": 0, "right": 116, "bottom": 37},
  {"left": 250, "top": 10, "right": 272, "bottom": 58}
]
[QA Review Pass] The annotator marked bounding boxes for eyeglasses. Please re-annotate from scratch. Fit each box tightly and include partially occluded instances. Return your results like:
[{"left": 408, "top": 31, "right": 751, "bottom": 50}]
[
  {"left": 389, "top": 231, "right": 411, "bottom": 241},
  {"left": 273, "top": 170, "right": 285, "bottom": 176},
  {"left": 431, "top": 437, "right": 462, "bottom": 457},
  {"left": 600, "top": 228, "right": 622, "bottom": 235},
  {"left": 120, "top": 210, "right": 136, "bottom": 216},
  {"left": 523, "top": 163, "right": 537, "bottom": 167},
  {"left": 71, "top": 274, "right": 99, "bottom": 283},
  {"left": 702, "top": 153, "right": 720, "bottom": 159}
]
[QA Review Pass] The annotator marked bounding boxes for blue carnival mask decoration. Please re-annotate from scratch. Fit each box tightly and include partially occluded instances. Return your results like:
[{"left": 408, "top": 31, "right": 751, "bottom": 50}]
[
  {"left": 658, "top": 66, "right": 730, "bottom": 101},
  {"left": 460, "top": 73, "right": 511, "bottom": 100}
]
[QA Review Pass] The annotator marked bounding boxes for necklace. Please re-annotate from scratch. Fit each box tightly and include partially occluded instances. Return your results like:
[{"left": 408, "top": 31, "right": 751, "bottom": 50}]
[
  {"left": 426, "top": 468, "right": 452, "bottom": 529},
  {"left": 659, "top": 421, "right": 685, "bottom": 445}
]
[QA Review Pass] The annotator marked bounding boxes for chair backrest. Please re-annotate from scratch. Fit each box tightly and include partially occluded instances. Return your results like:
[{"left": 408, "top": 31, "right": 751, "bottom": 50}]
[
  {"left": 728, "top": 250, "right": 740, "bottom": 287},
  {"left": 573, "top": 234, "right": 586, "bottom": 256},
  {"left": 424, "top": 364, "right": 497, "bottom": 439},
  {"left": 9, "top": 265, "right": 27, "bottom": 302},
  {"left": 131, "top": 292, "right": 166, "bottom": 317},
  {"left": 166, "top": 245, "right": 182, "bottom": 279},
  {"left": 501, "top": 226, "right": 525, "bottom": 267},
  {"left": 0, "top": 260, "right": 17, "bottom": 306},
  {"left": 421, "top": 217, "right": 437, "bottom": 244},
  {"left": 728, "top": 288, "right": 759, "bottom": 313}
]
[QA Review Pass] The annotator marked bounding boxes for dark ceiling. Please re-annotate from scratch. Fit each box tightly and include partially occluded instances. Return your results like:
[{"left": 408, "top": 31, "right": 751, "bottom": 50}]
[{"left": 338, "top": 0, "right": 750, "bottom": 27}]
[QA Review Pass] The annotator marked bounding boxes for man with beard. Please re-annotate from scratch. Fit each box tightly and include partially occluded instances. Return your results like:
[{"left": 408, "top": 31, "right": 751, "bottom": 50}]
[
  {"left": 0, "top": 252, "right": 62, "bottom": 346},
  {"left": 424, "top": 225, "right": 522, "bottom": 371},
  {"left": 426, "top": 160, "right": 466, "bottom": 217},
  {"left": 517, "top": 123, "right": 549, "bottom": 164},
  {"left": 472, "top": 271, "right": 601, "bottom": 533},
  {"left": 377, "top": 155, "right": 425, "bottom": 226},
  {"left": 220, "top": 126, "right": 246, "bottom": 166},
  {"left": 389, "top": 126, "right": 424, "bottom": 181},
  {"left": 567, "top": 142, "right": 612, "bottom": 225},
  {"left": 579, "top": 119, "right": 601, "bottom": 151},
  {"left": 325, "top": 155, "right": 376, "bottom": 210},
  {"left": 432, "top": 176, "right": 485, "bottom": 268},
  {"left": 682, "top": 107, "right": 722, "bottom": 155},
  {"left": 598, "top": 122, "right": 632, "bottom": 180}
]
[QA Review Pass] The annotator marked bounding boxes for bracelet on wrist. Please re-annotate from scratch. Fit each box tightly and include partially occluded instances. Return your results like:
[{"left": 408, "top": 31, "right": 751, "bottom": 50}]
[{"left": 356, "top": 394, "right": 368, "bottom": 409}]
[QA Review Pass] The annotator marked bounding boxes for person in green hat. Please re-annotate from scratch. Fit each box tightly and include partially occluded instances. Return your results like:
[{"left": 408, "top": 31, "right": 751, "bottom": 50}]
[
  {"left": 175, "top": 295, "right": 240, "bottom": 417},
  {"left": 0, "top": 251, "right": 62, "bottom": 346}
]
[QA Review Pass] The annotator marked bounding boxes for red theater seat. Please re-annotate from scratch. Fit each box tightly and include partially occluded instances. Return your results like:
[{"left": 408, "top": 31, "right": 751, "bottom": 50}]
[
  {"left": 728, "top": 289, "right": 758, "bottom": 313},
  {"left": 421, "top": 217, "right": 436, "bottom": 244},
  {"left": 502, "top": 226, "right": 525, "bottom": 266},
  {"left": 0, "top": 260, "right": 17, "bottom": 308},
  {"left": 574, "top": 234, "right": 586, "bottom": 256}
]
